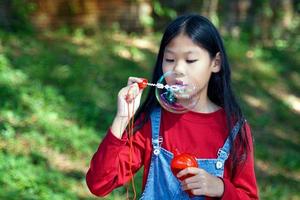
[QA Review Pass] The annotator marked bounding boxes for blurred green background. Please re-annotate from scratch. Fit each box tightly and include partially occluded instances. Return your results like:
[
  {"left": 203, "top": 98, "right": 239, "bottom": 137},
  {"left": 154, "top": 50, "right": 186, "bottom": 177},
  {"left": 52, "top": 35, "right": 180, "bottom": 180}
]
[{"left": 0, "top": 0, "right": 299, "bottom": 199}]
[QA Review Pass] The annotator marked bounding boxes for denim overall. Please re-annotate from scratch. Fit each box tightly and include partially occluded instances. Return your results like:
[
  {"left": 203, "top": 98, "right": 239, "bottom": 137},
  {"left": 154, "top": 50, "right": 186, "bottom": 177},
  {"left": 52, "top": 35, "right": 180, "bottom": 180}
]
[{"left": 140, "top": 108, "right": 244, "bottom": 200}]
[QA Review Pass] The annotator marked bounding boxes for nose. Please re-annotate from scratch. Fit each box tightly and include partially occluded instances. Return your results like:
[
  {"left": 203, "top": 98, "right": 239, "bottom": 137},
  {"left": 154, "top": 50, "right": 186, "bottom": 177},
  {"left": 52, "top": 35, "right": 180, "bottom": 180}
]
[{"left": 173, "top": 60, "right": 185, "bottom": 75}]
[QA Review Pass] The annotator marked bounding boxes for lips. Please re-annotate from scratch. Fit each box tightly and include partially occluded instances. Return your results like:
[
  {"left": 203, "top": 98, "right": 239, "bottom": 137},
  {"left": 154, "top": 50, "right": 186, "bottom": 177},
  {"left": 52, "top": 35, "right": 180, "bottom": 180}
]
[{"left": 175, "top": 80, "right": 184, "bottom": 85}]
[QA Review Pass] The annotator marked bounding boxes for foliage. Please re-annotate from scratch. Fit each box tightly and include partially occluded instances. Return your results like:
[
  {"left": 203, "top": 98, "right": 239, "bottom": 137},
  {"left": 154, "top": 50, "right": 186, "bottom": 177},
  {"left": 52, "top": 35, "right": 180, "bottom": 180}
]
[
  {"left": 0, "top": 26, "right": 299, "bottom": 200},
  {"left": 0, "top": 0, "right": 36, "bottom": 33}
]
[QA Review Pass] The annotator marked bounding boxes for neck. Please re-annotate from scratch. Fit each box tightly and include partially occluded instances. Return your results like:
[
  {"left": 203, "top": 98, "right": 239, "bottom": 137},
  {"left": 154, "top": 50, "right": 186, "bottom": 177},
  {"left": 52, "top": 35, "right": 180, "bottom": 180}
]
[{"left": 190, "top": 87, "right": 220, "bottom": 113}]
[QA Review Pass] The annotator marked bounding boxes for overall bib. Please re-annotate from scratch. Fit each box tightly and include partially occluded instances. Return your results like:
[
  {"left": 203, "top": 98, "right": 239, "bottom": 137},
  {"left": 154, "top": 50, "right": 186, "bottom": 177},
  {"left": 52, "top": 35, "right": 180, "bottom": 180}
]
[{"left": 140, "top": 108, "right": 244, "bottom": 200}]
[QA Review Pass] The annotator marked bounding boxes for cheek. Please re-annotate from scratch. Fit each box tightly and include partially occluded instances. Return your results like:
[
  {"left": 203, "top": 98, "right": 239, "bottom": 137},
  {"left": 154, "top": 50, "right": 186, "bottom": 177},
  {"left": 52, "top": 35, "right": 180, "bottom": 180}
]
[
  {"left": 162, "top": 62, "right": 172, "bottom": 73},
  {"left": 188, "top": 64, "right": 212, "bottom": 87}
]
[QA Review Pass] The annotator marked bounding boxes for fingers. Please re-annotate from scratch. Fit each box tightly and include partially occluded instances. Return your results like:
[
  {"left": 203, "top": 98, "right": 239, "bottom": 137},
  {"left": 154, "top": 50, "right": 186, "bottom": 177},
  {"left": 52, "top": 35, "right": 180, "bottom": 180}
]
[
  {"left": 127, "top": 77, "right": 144, "bottom": 86},
  {"left": 119, "top": 83, "right": 139, "bottom": 103},
  {"left": 181, "top": 178, "right": 208, "bottom": 196},
  {"left": 125, "top": 77, "right": 146, "bottom": 102},
  {"left": 189, "top": 189, "right": 202, "bottom": 196},
  {"left": 177, "top": 167, "right": 201, "bottom": 178},
  {"left": 178, "top": 168, "right": 223, "bottom": 197},
  {"left": 181, "top": 173, "right": 201, "bottom": 184},
  {"left": 179, "top": 172, "right": 204, "bottom": 196},
  {"left": 181, "top": 182, "right": 199, "bottom": 191},
  {"left": 116, "top": 77, "right": 145, "bottom": 118},
  {"left": 177, "top": 167, "right": 206, "bottom": 196}
]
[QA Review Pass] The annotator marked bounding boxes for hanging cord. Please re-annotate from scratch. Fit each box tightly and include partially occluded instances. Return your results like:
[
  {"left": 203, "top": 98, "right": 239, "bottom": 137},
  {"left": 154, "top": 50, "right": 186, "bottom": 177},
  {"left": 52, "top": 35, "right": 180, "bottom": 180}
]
[{"left": 125, "top": 85, "right": 137, "bottom": 200}]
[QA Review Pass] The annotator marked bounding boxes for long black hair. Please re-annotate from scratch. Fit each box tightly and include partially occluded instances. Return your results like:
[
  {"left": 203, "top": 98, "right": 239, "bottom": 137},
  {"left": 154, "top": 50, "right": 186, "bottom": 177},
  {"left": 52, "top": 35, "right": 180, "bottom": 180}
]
[{"left": 134, "top": 14, "right": 249, "bottom": 177}]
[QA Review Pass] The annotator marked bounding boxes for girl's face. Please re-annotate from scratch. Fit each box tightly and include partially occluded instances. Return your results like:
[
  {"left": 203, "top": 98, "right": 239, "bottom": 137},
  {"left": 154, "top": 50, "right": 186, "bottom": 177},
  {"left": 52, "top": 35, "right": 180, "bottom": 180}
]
[{"left": 162, "top": 34, "right": 221, "bottom": 96}]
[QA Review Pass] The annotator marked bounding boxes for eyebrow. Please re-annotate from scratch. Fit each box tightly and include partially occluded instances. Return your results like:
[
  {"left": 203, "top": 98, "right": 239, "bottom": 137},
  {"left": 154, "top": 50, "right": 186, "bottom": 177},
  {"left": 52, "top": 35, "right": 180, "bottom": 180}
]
[{"left": 165, "top": 49, "right": 197, "bottom": 54}]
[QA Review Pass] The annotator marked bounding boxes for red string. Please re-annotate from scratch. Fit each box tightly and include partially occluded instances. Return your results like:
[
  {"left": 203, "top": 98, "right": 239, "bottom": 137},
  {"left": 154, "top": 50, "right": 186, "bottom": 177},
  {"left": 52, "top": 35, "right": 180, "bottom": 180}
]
[{"left": 125, "top": 85, "right": 137, "bottom": 200}]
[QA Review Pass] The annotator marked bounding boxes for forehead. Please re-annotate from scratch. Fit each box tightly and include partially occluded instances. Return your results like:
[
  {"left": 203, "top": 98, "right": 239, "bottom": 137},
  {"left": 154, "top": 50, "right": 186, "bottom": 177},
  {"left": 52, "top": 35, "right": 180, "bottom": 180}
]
[{"left": 165, "top": 34, "right": 203, "bottom": 54}]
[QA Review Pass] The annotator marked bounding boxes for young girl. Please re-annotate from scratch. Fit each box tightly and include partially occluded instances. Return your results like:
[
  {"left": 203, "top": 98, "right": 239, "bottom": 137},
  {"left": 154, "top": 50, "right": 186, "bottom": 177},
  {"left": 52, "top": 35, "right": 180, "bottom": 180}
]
[{"left": 86, "top": 14, "right": 259, "bottom": 199}]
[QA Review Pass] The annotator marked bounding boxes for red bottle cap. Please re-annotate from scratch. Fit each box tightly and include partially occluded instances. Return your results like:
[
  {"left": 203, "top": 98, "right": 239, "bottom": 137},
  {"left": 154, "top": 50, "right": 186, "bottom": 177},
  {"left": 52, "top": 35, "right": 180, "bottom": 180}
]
[{"left": 138, "top": 78, "right": 148, "bottom": 89}]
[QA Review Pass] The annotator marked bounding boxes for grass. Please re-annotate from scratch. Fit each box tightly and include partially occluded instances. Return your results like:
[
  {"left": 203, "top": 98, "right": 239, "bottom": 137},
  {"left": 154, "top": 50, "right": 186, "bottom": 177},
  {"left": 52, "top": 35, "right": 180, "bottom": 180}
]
[{"left": 0, "top": 29, "right": 299, "bottom": 199}]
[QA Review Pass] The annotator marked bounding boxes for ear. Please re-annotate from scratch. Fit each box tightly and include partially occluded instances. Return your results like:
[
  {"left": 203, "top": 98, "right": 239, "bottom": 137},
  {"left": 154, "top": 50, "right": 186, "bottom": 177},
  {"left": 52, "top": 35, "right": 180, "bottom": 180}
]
[{"left": 211, "top": 52, "right": 221, "bottom": 73}]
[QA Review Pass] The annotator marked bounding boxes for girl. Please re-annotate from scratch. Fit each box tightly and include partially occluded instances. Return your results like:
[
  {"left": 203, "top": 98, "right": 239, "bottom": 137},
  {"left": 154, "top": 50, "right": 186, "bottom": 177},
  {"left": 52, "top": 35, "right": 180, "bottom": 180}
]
[{"left": 86, "top": 14, "right": 259, "bottom": 199}]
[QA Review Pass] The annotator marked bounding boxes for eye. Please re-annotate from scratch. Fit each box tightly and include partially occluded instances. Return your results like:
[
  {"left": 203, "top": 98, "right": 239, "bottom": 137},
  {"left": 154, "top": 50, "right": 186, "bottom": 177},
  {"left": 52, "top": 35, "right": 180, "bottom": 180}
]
[
  {"left": 165, "top": 58, "right": 175, "bottom": 63},
  {"left": 186, "top": 59, "right": 198, "bottom": 64}
]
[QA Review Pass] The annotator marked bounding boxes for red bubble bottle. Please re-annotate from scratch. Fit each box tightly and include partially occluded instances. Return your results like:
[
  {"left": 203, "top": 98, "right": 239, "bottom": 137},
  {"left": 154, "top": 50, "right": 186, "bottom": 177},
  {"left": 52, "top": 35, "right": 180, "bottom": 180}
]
[{"left": 170, "top": 148, "right": 198, "bottom": 197}]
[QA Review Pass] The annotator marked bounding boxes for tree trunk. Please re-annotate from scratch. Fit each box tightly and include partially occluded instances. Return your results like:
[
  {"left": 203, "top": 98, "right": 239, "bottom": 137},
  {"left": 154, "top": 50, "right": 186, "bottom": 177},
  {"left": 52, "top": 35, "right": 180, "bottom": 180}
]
[{"left": 0, "top": 0, "right": 12, "bottom": 31}]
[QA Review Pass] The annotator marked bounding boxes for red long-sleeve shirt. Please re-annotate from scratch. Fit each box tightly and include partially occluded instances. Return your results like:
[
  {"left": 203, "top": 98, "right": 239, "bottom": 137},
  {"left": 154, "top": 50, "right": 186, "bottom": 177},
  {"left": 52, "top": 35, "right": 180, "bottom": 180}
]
[{"left": 86, "top": 108, "right": 259, "bottom": 199}]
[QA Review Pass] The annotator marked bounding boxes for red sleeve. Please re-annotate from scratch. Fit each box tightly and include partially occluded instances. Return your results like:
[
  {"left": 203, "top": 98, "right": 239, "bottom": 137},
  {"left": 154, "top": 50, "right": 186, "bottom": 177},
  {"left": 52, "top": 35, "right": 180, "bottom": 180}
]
[
  {"left": 220, "top": 122, "right": 259, "bottom": 200},
  {"left": 86, "top": 124, "right": 148, "bottom": 197}
]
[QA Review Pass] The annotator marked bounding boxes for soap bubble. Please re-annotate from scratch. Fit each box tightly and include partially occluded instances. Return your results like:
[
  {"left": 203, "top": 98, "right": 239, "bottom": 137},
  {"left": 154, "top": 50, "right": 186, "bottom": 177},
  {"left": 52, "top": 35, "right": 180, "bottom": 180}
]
[{"left": 155, "top": 71, "right": 200, "bottom": 113}]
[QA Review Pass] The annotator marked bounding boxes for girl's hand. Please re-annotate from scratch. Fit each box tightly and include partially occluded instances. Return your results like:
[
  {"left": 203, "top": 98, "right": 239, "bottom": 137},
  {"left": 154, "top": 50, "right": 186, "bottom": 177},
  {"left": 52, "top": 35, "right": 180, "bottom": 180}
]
[
  {"left": 177, "top": 167, "right": 224, "bottom": 197},
  {"left": 111, "top": 77, "right": 145, "bottom": 139},
  {"left": 116, "top": 77, "right": 145, "bottom": 118}
]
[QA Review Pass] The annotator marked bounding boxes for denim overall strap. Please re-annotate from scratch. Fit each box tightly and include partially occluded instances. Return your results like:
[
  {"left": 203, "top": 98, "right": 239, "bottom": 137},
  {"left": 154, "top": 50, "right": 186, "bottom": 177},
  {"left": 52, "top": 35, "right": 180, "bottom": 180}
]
[
  {"left": 150, "top": 107, "right": 163, "bottom": 156},
  {"left": 140, "top": 108, "right": 181, "bottom": 199},
  {"left": 217, "top": 118, "right": 246, "bottom": 162}
]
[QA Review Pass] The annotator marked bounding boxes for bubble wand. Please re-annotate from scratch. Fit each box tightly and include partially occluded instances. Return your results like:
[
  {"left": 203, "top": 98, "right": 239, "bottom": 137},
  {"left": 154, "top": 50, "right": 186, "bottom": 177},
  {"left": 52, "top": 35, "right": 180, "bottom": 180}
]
[{"left": 137, "top": 78, "right": 183, "bottom": 91}]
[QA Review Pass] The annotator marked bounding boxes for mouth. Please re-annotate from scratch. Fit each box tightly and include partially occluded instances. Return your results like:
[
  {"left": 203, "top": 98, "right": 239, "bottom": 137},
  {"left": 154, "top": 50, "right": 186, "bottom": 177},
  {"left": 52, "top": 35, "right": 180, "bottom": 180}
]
[
  {"left": 170, "top": 80, "right": 189, "bottom": 94},
  {"left": 175, "top": 80, "right": 185, "bottom": 86}
]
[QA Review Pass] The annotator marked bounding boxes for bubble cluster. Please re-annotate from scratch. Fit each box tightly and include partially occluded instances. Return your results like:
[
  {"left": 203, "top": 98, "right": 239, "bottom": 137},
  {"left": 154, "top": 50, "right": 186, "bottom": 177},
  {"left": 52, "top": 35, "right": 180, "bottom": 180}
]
[{"left": 155, "top": 71, "right": 199, "bottom": 113}]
